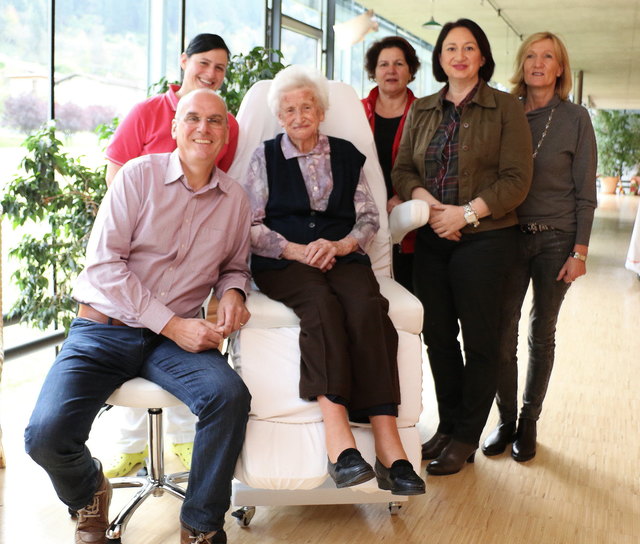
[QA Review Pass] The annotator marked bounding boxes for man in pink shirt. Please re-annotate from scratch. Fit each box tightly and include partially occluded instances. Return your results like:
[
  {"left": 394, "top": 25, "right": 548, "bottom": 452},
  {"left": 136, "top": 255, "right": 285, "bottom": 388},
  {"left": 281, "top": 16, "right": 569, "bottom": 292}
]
[
  {"left": 25, "top": 89, "right": 251, "bottom": 544},
  {"left": 103, "top": 35, "right": 238, "bottom": 476}
]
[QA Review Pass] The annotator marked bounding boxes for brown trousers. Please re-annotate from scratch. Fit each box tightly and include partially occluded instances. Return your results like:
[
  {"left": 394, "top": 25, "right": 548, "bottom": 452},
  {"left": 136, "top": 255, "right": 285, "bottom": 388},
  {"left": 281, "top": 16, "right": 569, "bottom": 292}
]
[{"left": 253, "top": 261, "right": 400, "bottom": 413}]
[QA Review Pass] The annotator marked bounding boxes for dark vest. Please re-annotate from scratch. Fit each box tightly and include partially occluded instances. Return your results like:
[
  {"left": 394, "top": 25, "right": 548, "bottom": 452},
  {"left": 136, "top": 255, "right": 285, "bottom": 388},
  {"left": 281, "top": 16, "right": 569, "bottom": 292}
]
[{"left": 251, "top": 134, "right": 371, "bottom": 273}]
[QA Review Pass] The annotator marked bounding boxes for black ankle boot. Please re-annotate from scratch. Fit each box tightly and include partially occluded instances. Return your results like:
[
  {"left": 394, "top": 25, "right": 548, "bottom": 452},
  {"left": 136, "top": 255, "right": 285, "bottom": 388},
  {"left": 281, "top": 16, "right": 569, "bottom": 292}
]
[
  {"left": 421, "top": 431, "right": 452, "bottom": 460},
  {"left": 512, "top": 419, "right": 537, "bottom": 462},
  {"left": 481, "top": 421, "right": 516, "bottom": 456},
  {"left": 426, "top": 439, "right": 476, "bottom": 476}
]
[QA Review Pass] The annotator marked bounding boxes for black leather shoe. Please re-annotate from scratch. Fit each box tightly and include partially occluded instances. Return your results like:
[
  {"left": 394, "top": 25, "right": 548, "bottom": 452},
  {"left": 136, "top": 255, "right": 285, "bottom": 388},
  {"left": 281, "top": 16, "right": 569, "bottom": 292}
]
[
  {"left": 481, "top": 421, "right": 517, "bottom": 456},
  {"left": 327, "top": 448, "right": 375, "bottom": 488},
  {"left": 426, "top": 439, "right": 476, "bottom": 476},
  {"left": 421, "top": 432, "right": 452, "bottom": 460},
  {"left": 512, "top": 419, "right": 537, "bottom": 462},
  {"left": 374, "top": 458, "right": 425, "bottom": 495}
]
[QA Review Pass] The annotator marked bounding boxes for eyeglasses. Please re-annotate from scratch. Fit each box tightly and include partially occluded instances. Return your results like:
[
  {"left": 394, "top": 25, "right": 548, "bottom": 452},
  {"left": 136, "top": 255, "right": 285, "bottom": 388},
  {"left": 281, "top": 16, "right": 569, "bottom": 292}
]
[{"left": 181, "top": 113, "right": 227, "bottom": 129}]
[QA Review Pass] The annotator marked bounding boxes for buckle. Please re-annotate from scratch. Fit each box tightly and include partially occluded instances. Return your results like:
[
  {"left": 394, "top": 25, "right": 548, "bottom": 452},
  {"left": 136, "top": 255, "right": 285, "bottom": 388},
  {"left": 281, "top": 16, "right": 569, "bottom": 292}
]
[{"left": 520, "top": 223, "right": 553, "bottom": 234}]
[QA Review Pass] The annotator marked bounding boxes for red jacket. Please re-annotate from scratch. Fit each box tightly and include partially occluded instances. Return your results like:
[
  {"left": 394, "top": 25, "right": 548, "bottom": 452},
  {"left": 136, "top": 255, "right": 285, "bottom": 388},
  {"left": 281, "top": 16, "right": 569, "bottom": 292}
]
[{"left": 362, "top": 86, "right": 417, "bottom": 253}]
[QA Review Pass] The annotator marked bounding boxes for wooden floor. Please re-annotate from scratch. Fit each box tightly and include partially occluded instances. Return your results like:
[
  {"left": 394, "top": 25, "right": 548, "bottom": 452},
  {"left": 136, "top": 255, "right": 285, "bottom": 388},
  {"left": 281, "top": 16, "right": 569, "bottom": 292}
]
[{"left": 1, "top": 194, "right": 639, "bottom": 544}]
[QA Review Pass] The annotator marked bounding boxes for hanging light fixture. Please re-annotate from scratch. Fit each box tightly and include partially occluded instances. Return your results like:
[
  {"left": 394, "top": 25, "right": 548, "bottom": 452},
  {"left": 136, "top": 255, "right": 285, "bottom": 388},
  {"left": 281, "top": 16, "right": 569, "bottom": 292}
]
[
  {"left": 333, "top": 9, "right": 379, "bottom": 48},
  {"left": 422, "top": 0, "right": 441, "bottom": 28}
]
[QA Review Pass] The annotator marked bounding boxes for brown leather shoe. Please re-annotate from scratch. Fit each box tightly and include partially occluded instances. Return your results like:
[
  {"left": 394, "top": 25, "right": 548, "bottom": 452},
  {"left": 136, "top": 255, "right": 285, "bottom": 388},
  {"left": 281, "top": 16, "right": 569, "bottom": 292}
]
[
  {"left": 421, "top": 431, "right": 452, "bottom": 460},
  {"left": 426, "top": 439, "right": 477, "bottom": 476},
  {"left": 75, "top": 473, "right": 112, "bottom": 544},
  {"left": 180, "top": 523, "right": 227, "bottom": 543}
]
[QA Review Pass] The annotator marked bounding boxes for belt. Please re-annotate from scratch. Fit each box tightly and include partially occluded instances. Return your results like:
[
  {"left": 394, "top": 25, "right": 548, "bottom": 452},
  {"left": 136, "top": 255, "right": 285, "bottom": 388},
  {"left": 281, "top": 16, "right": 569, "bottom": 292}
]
[
  {"left": 520, "top": 223, "right": 555, "bottom": 234},
  {"left": 77, "top": 304, "right": 128, "bottom": 326}
]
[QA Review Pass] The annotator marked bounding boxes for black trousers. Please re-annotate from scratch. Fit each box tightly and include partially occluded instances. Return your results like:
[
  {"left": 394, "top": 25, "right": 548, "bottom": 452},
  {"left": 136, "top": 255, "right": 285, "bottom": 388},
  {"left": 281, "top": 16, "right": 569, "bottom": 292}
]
[
  {"left": 413, "top": 225, "right": 518, "bottom": 445},
  {"left": 253, "top": 261, "right": 400, "bottom": 416}
]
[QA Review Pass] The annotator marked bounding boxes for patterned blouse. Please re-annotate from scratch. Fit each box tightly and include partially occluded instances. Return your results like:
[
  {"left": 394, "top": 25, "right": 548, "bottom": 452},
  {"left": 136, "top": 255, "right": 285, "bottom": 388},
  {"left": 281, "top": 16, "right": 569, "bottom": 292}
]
[{"left": 243, "top": 133, "right": 379, "bottom": 259}]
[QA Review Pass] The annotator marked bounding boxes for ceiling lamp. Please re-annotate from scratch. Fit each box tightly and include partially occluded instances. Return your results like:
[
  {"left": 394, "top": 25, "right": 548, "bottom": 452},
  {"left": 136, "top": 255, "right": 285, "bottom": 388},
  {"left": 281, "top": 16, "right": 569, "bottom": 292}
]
[
  {"left": 333, "top": 9, "right": 379, "bottom": 48},
  {"left": 422, "top": 0, "right": 441, "bottom": 28},
  {"left": 422, "top": 16, "right": 441, "bottom": 28}
]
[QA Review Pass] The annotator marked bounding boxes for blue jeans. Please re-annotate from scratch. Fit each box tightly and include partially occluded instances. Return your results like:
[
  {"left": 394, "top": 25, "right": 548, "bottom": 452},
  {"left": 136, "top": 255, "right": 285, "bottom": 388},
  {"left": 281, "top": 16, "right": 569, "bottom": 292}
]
[
  {"left": 496, "top": 230, "right": 574, "bottom": 423},
  {"left": 24, "top": 318, "right": 251, "bottom": 533},
  {"left": 413, "top": 225, "right": 518, "bottom": 445}
]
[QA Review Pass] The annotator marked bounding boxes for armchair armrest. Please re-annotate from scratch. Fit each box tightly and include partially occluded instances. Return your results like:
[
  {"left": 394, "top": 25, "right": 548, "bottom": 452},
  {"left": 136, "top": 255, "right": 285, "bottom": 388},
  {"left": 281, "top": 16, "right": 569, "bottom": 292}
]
[{"left": 389, "top": 200, "right": 430, "bottom": 244}]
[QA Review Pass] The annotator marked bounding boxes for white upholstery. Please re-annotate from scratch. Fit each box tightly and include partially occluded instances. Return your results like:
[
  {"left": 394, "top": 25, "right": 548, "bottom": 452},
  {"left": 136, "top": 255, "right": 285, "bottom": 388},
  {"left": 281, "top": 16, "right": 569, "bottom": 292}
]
[
  {"left": 389, "top": 199, "right": 430, "bottom": 244},
  {"left": 106, "top": 377, "right": 182, "bottom": 408},
  {"left": 229, "top": 79, "right": 425, "bottom": 505}
]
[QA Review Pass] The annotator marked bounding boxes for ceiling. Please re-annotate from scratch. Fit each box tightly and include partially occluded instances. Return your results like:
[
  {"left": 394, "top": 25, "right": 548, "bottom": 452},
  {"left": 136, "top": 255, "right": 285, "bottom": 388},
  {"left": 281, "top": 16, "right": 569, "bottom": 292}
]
[{"left": 361, "top": 0, "right": 640, "bottom": 110}]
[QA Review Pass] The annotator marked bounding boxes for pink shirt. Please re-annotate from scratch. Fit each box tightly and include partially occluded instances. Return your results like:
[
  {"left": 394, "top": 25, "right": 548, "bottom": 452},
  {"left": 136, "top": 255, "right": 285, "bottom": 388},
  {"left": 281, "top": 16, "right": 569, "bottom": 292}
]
[
  {"left": 73, "top": 150, "right": 251, "bottom": 334},
  {"left": 243, "top": 133, "right": 379, "bottom": 259},
  {"left": 106, "top": 84, "right": 239, "bottom": 172}
]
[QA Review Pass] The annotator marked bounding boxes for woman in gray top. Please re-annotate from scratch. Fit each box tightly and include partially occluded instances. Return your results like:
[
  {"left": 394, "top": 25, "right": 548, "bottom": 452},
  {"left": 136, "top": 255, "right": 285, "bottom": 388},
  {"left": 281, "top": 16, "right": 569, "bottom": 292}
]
[{"left": 482, "top": 32, "right": 597, "bottom": 462}]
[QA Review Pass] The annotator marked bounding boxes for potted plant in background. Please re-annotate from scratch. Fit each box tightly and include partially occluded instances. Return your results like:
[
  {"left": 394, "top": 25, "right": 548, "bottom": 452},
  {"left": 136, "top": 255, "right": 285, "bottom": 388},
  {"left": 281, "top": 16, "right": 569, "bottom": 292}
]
[
  {"left": 593, "top": 109, "right": 640, "bottom": 194},
  {"left": 1, "top": 48, "right": 286, "bottom": 334}
]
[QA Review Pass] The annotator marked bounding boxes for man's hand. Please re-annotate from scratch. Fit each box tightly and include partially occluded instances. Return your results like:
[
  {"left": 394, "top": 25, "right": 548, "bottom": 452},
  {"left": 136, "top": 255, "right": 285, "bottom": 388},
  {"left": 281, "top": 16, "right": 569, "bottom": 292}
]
[
  {"left": 216, "top": 288, "right": 250, "bottom": 337},
  {"left": 161, "top": 316, "right": 224, "bottom": 353}
]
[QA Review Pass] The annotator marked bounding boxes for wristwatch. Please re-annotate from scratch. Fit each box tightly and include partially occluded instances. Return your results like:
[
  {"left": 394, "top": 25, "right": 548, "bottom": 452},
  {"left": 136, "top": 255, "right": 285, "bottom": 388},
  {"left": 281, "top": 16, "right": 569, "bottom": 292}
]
[
  {"left": 463, "top": 203, "right": 480, "bottom": 228},
  {"left": 569, "top": 251, "right": 587, "bottom": 262}
]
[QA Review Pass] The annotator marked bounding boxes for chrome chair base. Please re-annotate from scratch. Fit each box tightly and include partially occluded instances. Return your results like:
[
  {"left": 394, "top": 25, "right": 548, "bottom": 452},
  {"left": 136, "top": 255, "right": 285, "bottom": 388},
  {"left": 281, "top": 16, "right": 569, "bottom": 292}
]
[{"left": 105, "top": 402, "right": 189, "bottom": 541}]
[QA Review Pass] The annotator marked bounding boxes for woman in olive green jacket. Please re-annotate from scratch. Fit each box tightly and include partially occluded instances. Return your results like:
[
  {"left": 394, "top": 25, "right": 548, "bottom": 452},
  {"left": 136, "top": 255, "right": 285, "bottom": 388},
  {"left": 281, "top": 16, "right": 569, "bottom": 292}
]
[{"left": 392, "top": 18, "right": 532, "bottom": 475}]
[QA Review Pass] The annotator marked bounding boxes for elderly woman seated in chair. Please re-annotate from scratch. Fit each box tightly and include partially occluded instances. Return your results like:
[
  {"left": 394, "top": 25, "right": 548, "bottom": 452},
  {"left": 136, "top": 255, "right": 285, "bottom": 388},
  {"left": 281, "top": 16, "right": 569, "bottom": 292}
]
[{"left": 240, "top": 65, "right": 425, "bottom": 496}]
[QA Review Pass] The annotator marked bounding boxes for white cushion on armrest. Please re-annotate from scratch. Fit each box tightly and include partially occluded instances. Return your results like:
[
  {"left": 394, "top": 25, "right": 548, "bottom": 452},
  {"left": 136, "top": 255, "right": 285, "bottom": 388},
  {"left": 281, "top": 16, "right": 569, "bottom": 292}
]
[{"left": 389, "top": 199, "right": 430, "bottom": 244}]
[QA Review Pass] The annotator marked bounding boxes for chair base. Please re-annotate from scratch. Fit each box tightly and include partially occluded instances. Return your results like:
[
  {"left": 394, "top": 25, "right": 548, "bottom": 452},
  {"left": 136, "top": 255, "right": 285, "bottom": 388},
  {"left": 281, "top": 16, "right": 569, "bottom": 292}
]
[
  {"left": 104, "top": 403, "right": 189, "bottom": 541},
  {"left": 106, "top": 472, "right": 188, "bottom": 540}
]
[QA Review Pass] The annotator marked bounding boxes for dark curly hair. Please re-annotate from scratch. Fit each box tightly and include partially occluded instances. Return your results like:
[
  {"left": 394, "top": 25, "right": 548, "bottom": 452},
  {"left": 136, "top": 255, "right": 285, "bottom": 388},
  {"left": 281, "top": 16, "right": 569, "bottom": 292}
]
[
  {"left": 365, "top": 36, "right": 421, "bottom": 82},
  {"left": 432, "top": 19, "right": 495, "bottom": 83}
]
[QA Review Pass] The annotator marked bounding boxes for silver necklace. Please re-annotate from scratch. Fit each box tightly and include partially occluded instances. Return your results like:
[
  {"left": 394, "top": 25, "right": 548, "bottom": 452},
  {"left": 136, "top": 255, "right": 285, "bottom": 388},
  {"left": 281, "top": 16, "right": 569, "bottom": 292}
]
[{"left": 532, "top": 106, "right": 557, "bottom": 159}]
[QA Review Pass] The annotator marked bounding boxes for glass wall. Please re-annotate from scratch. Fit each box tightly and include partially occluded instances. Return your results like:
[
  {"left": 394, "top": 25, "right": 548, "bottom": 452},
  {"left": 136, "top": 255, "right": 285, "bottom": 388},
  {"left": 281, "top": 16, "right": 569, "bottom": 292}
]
[
  {"left": 0, "top": 0, "right": 438, "bottom": 339},
  {"left": 186, "top": 0, "right": 265, "bottom": 61},
  {"left": 333, "top": 0, "right": 437, "bottom": 98}
]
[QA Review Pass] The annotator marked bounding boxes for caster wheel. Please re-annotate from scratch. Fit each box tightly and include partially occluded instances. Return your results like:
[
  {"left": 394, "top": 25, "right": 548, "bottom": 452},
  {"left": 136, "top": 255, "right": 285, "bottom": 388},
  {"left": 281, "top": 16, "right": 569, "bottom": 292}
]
[
  {"left": 231, "top": 506, "right": 256, "bottom": 527},
  {"left": 388, "top": 502, "right": 402, "bottom": 515},
  {"left": 68, "top": 507, "right": 78, "bottom": 519}
]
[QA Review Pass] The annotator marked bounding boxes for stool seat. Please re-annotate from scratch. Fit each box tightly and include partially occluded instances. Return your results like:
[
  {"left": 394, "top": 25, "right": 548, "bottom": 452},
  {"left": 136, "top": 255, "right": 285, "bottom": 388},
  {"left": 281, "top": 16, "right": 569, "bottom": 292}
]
[
  {"left": 104, "top": 377, "right": 189, "bottom": 541},
  {"left": 106, "top": 377, "right": 182, "bottom": 408}
]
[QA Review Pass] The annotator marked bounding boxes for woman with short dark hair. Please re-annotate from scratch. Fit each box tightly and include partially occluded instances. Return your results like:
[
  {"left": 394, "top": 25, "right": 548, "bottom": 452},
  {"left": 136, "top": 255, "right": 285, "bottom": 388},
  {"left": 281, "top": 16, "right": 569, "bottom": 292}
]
[
  {"left": 362, "top": 36, "right": 421, "bottom": 290},
  {"left": 392, "top": 19, "right": 532, "bottom": 475},
  {"left": 105, "top": 33, "right": 237, "bottom": 186}
]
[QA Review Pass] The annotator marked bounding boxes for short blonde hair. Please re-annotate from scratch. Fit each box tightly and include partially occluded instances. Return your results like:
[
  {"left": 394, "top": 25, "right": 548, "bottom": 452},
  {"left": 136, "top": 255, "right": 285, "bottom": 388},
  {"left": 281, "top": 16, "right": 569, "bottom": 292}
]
[
  {"left": 510, "top": 32, "right": 572, "bottom": 100},
  {"left": 267, "top": 65, "right": 330, "bottom": 117}
]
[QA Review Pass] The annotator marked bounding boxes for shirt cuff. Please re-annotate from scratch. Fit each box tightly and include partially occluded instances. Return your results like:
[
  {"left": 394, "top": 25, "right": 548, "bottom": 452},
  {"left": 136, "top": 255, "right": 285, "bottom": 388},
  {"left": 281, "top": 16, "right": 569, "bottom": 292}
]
[{"left": 138, "top": 299, "right": 175, "bottom": 334}]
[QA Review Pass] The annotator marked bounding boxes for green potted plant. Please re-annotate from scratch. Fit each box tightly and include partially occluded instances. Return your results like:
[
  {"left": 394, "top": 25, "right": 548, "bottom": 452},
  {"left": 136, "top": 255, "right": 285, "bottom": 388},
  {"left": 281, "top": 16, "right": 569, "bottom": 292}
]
[
  {"left": 1, "top": 122, "right": 110, "bottom": 331},
  {"left": 1, "top": 48, "right": 286, "bottom": 333},
  {"left": 593, "top": 109, "right": 640, "bottom": 194}
]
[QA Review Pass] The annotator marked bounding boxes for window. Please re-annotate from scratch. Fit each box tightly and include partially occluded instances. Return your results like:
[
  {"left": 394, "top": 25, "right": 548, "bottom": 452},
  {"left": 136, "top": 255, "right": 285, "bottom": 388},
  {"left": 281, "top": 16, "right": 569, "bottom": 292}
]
[
  {"left": 186, "top": 0, "right": 265, "bottom": 59},
  {"left": 333, "top": 0, "right": 435, "bottom": 98}
]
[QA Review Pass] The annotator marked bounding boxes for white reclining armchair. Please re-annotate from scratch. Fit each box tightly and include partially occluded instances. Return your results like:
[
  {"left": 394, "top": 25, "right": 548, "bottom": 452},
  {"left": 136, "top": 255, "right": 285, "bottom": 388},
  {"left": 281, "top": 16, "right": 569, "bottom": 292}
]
[{"left": 226, "top": 79, "right": 428, "bottom": 525}]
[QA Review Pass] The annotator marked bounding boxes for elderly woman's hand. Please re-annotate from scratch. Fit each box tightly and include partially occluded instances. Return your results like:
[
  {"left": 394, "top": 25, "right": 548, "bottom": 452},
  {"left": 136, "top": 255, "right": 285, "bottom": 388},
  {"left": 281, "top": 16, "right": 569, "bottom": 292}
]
[{"left": 305, "top": 239, "right": 341, "bottom": 271}]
